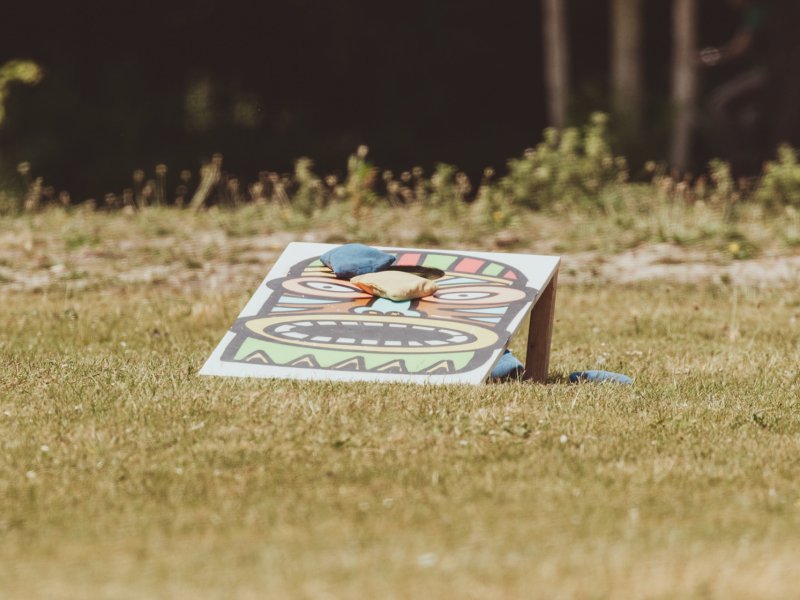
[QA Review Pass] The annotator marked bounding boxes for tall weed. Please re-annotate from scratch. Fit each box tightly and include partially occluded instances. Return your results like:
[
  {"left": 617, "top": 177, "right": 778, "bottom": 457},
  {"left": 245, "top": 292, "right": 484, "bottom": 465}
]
[
  {"left": 755, "top": 145, "right": 800, "bottom": 210},
  {"left": 499, "top": 112, "right": 628, "bottom": 210}
]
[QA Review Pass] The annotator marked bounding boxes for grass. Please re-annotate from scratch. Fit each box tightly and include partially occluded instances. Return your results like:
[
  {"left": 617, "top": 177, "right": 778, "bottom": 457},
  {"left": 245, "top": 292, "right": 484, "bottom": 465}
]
[
  {"left": 4, "top": 195, "right": 800, "bottom": 265},
  {"left": 2, "top": 207, "right": 800, "bottom": 598}
]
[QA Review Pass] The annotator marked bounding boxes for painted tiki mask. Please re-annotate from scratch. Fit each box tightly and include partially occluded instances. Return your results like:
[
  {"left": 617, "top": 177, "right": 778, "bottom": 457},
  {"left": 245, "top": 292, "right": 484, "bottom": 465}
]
[{"left": 219, "top": 248, "right": 537, "bottom": 380}]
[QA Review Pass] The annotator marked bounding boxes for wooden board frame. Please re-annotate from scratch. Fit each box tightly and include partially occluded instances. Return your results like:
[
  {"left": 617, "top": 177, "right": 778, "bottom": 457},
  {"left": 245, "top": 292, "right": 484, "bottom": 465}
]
[{"left": 200, "top": 243, "right": 560, "bottom": 385}]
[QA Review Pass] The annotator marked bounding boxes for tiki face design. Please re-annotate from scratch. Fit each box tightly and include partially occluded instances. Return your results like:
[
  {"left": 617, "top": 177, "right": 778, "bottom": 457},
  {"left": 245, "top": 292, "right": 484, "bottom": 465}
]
[{"left": 220, "top": 250, "right": 536, "bottom": 378}]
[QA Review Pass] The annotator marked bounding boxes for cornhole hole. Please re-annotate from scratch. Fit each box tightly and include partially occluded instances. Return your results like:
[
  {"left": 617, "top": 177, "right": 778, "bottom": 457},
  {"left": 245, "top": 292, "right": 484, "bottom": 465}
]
[{"left": 200, "top": 243, "right": 560, "bottom": 385}]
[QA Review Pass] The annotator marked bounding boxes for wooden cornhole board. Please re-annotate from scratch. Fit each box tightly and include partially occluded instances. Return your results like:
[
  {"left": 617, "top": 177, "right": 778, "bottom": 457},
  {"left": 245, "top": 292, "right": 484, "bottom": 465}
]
[{"left": 200, "top": 243, "right": 560, "bottom": 385}]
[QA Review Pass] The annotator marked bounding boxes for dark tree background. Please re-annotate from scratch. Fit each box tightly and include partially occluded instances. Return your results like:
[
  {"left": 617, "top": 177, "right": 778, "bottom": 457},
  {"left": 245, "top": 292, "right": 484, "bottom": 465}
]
[{"left": 0, "top": 0, "right": 797, "bottom": 199}]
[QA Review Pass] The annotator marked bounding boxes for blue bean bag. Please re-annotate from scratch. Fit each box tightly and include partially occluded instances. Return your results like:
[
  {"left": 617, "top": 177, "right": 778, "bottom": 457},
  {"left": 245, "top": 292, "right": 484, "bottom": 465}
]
[
  {"left": 568, "top": 370, "right": 633, "bottom": 385},
  {"left": 320, "top": 244, "right": 395, "bottom": 279},
  {"left": 490, "top": 350, "right": 524, "bottom": 381}
]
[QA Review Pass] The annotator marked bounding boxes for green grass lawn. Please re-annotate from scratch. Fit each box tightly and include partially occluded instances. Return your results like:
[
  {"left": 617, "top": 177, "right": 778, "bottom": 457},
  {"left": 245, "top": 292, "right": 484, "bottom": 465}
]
[{"left": 2, "top": 209, "right": 800, "bottom": 598}]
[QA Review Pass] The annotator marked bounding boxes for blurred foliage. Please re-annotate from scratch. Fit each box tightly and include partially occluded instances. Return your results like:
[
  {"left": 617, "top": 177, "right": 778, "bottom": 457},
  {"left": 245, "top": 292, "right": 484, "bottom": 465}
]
[
  {"left": 0, "top": 60, "right": 43, "bottom": 210},
  {"left": 0, "top": 60, "right": 42, "bottom": 126},
  {"left": 5, "top": 0, "right": 791, "bottom": 199},
  {"left": 0, "top": 0, "right": 551, "bottom": 198},
  {"left": 755, "top": 145, "right": 800, "bottom": 210},
  {"left": 498, "top": 113, "right": 628, "bottom": 210},
  {"left": 3, "top": 112, "right": 800, "bottom": 264}
]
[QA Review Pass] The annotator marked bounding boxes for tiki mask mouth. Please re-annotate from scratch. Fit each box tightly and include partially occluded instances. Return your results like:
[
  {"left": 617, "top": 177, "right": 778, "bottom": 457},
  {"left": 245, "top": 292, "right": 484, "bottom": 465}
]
[{"left": 242, "top": 314, "right": 498, "bottom": 353}]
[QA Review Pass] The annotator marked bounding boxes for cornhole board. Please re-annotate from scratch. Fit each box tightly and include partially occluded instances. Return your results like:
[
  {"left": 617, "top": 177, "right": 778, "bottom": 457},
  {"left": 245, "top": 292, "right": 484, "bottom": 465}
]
[{"left": 200, "top": 243, "right": 560, "bottom": 385}]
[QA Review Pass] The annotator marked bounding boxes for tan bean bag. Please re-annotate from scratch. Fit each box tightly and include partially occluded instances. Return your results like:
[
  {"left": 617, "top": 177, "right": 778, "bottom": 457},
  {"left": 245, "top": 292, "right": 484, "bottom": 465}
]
[{"left": 351, "top": 270, "right": 439, "bottom": 301}]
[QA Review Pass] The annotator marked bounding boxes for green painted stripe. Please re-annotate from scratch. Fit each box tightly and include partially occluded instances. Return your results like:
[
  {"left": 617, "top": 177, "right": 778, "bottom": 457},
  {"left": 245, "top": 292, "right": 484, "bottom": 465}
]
[
  {"left": 422, "top": 254, "right": 457, "bottom": 270},
  {"left": 482, "top": 263, "right": 504, "bottom": 276}
]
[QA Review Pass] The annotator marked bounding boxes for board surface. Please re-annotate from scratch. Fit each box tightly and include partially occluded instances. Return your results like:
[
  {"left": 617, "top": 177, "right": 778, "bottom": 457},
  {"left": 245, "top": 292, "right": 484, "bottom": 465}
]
[{"left": 200, "top": 243, "right": 560, "bottom": 385}]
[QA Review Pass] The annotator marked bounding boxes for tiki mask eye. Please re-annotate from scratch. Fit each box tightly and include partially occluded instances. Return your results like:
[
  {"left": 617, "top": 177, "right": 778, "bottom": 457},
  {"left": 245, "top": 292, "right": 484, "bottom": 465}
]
[
  {"left": 423, "top": 285, "right": 527, "bottom": 305},
  {"left": 436, "top": 291, "right": 492, "bottom": 301},
  {"left": 307, "top": 281, "right": 357, "bottom": 292},
  {"left": 282, "top": 277, "right": 370, "bottom": 299}
]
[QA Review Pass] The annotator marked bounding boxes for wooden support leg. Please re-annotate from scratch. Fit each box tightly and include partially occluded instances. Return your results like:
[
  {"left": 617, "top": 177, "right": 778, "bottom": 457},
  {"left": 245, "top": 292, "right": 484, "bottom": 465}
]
[{"left": 523, "top": 270, "right": 558, "bottom": 383}]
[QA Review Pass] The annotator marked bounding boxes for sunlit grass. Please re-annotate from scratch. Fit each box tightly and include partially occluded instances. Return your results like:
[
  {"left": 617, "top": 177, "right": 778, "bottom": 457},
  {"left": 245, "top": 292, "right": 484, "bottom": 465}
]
[
  {"left": 2, "top": 208, "right": 800, "bottom": 597},
  {"left": 2, "top": 196, "right": 799, "bottom": 287}
]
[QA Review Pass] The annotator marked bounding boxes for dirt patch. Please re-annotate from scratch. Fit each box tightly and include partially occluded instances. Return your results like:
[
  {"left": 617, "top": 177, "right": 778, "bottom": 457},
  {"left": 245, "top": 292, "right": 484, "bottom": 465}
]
[
  {"left": 563, "top": 243, "right": 800, "bottom": 287},
  {"left": 1, "top": 228, "right": 798, "bottom": 293}
]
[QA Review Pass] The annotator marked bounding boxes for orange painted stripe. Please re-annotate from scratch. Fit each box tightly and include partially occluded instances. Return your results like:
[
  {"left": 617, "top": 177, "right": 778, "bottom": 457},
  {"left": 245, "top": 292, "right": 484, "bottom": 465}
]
[
  {"left": 395, "top": 252, "right": 421, "bottom": 266},
  {"left": 454, "top": 257, "right": 484, "bottom": 273}
]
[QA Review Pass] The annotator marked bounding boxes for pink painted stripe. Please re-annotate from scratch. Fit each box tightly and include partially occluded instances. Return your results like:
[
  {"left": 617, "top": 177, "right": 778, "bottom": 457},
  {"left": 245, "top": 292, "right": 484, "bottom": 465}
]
[
  {"left": 395, "top": 252, "right": 421, "bottom": 266},
  {"left": 455, "top": 257, "right": 484, "bottom": 273},
  {"left": 504, "top": 270, "right": 517, "bottom": 280}
]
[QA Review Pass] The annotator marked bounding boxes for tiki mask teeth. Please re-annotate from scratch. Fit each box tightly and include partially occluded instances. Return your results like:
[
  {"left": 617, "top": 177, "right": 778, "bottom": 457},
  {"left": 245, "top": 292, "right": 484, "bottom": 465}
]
[
  {"left": 241, "top": 314, "right": 498, "bottom": 354},
  {"left": 266, "top": 319, "right": 473, "bottom": 347}
]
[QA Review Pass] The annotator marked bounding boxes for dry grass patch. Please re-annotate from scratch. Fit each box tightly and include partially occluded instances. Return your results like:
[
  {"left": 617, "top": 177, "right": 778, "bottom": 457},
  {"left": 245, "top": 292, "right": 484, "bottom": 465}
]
[{"left": 2, "top": 274, "right": 800, "bottom": 598}]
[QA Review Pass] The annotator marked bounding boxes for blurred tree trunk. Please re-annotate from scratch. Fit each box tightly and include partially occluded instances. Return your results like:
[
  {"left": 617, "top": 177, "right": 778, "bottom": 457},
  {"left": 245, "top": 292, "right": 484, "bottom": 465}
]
[
  {"left": 543, "top": 0, "right": 569, "bottom": 128},
  {"left": 670, "top": 0, "right": 698, "bottom": 172},
  {"left": 767, "top": 0, "right": 800, "bottom": 150},
  {"left": 610, "top": 0, "right": 643, "bottom": 130}
]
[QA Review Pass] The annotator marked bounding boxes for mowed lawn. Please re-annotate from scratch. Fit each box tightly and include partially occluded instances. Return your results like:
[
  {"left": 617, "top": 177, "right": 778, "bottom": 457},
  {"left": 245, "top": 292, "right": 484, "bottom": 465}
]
[{"left": 2, "top": 223, "right": 800, "bottom": 598}]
